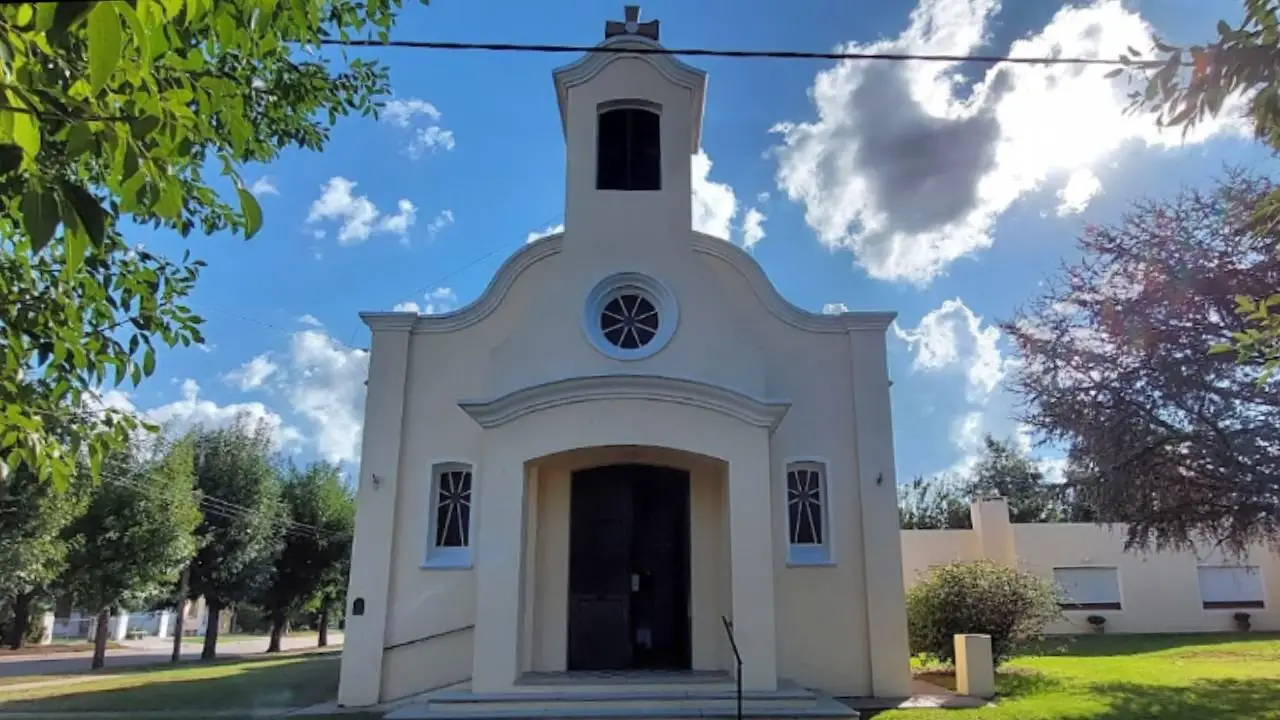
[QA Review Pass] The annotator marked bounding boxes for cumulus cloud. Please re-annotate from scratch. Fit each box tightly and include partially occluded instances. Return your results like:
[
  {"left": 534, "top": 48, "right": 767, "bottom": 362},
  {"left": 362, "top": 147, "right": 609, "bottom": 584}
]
[
  {"left": 138, "top": 379, "right": 305, "bottom": 451},
  {"left": 283, "top": 330, "right": 369, "bottom": 464},
  {"left": 425, "top": 209, "right": 454, "bottom": 238},
  {"left": 691, "top": 149, "right": 738, "bottom": 239},
  {"left": 741, "top": 207, "right": 767, "bottom": 250},
  {"left": 306, "top": 177, "right": 417, "bottom": 245},
  {"left": 249, "top": 176, "right": 278, "bottom": 197},
  {"left": 527, "top": 222, "right": 565, "bottom": 244},
  {"left": 822, "top": 303, "right": 849, "bottom": 315},
  {"left": 382, "top": 96, "right": 455, "bottom": 158},
  {"left": 1056, "top": 169, "right": 1102, "bottom": 216},
  {"left": 221, "top": 353, "right": 278, "bottom": 391},
  {"left": 894, "top": 298, "right": 1006, "bottom": 400},
  {"left": 393, "top": 287, "right": 458, "bottom": 314},
  {"left": 297, "top": 314, "right": 323, "bottom": 328},
  {"left": 771, "top": 0, "right": 1248, "bottom": 284}
]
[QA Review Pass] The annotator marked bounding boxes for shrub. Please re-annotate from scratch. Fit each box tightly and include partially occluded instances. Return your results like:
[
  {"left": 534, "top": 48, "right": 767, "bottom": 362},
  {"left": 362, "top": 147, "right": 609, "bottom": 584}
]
[{"left": 906, "top": 561, "right": 1062, "bottom": 665}]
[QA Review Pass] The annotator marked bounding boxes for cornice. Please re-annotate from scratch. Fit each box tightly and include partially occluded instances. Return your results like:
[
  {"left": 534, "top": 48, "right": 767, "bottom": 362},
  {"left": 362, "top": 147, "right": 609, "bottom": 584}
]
[
  {"left": 552, "top": 35, "right": 707, "bottom": 152},
  {"left": 458, "top": 374, "right": 791, "bottom": 432},
  {"left": 690, "top": 233, "right": 896, "bottom": 333},
  {"left": 361, "top": 234, "right": 564, "bottom": 335}
]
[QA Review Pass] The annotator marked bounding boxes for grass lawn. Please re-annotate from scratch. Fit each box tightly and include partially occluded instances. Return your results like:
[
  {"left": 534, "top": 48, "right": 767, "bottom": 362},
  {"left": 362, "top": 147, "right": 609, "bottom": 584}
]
[
  {"left": 180, "top": 632, "right": 272, "bottom": 643},
  {"left": 0, "top": 651, "right": 340, "bottom": 712},
  {"left": 881, "top": 632, "right": 1280, "bottom": 719}
]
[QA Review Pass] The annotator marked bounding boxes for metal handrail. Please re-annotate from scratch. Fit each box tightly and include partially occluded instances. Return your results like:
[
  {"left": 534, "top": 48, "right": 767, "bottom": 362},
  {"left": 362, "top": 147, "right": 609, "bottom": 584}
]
[
  {"left": 721, "top": 616, "right": 742, "bottom": 720},
  {"left": 383, "top": 623, "right": 475, "bottom": 652}
]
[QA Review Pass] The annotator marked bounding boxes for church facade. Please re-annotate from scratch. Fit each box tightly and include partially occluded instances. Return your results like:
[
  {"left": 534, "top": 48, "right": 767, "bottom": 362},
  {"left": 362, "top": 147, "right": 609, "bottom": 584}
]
[{"left": 338, "top": 8, "right": 913, "bottom": 709}]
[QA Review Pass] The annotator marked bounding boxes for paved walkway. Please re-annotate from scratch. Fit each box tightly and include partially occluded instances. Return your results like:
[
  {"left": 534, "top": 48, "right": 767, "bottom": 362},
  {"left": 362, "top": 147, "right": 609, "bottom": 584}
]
[{"left": 0, "top": 634, "right": 343, "bottom": 679}]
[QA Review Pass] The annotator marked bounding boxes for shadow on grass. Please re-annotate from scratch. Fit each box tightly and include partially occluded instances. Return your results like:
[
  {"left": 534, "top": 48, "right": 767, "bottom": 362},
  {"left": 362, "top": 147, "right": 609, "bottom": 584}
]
[
  {"left": 1086, "top": 678, "right": 1280, "bottom": 720},
  {"left": 0, "top": 654, "right": 339, "bottom": 712},
  {"left": 1024, "top": 632, "right": 1280, "bottom": 658},
  {"left": 915, "top": 667, "right": 1063, "bottom": 698}
]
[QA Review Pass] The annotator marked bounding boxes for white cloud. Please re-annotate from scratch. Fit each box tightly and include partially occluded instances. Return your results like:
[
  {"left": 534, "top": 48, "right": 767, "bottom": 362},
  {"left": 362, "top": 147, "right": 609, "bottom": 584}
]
[
  {"left": 771, "top": 0, "right": 1248, "bottom": 285},
  {"left": 142, "top": 379, "right": 305, "bottom": 451},
  {"left": 756, "top": 191, "right": 771, "bottom": 203},
  {"left": 393, "top": 287, "right": 458, "bottom": 314},
  {"left": 822, "top": 303, "right": 849, "bottom": 315},
  {"left": 249, "top": 176, "right": 278, "bottom": 197},
  {"left": 691, "top": 149, "right": 738, "bottom": 239},
  {"left": 221, "top": 353, "right": 278, "bottom": 391},
  {"left": 741, "top": 207, "right": 767, "bottom": 250},
  {"left": 382, "top": 98, "right": 441, "bottom": 127},
  {"left": 1056, "top": 169, "right": 1102, "bottom": 216},
  {"left": 282, "top": 331, "right": 369, "bottom": 464},
  {"left": 410, "top": 126, "right": 456, "bottom": 156},
  {"left": 426, "top": 209, "right": 454, "bottom": 238},
  {"left": 382, "top": 97, "right": 455, "bottom": 158},
  {"left": 306, "top": 177, "right": 417, "bottom": 245},
  {"left": 894, "top": 297, "right": 1007, "bottom": 400},
  {"left": 297, "top": 314, "right": 323, "bottom": 328},
  {"left": 527, "top": 222, "right": 565, "bottom": 244}
]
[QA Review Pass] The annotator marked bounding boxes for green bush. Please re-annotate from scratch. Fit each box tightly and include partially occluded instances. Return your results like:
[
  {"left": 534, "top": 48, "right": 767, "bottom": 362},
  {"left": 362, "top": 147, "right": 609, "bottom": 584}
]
[{"left": 906, "top": 561, "right": 1062, "bottom": 665}]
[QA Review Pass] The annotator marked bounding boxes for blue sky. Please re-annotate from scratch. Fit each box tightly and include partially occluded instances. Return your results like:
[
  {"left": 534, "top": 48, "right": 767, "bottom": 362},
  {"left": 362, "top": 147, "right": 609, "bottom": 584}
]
[{"left": 108, "top": 0, "right": 1266, "bottom": 484}]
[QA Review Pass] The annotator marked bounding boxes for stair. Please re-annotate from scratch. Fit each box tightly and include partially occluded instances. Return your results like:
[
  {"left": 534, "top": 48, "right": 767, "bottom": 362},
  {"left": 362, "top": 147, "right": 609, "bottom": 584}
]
[{"left": 385, "top": 678, "right": 860, "bottom": 719}]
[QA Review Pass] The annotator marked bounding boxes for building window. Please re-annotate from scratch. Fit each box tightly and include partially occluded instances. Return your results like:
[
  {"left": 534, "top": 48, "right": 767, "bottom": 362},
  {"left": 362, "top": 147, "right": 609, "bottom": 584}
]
[
  {"left": 425, "top": 463, "right": 474, "bottom": 568},
  {"left": 785, "top": 462, "right": 831, "bottom": 566},
  {"left": 1053, "top": 567, "right": 1122, "bottom": 610},
  {"left": 597, "top": 106, "right": 661, "bottom": 191},
  {"left": 1197, "top": 566, "right": 1265, "bottom": 609},
  {"left": 582, "top": 272, "right": 678, "bottom": 361}
]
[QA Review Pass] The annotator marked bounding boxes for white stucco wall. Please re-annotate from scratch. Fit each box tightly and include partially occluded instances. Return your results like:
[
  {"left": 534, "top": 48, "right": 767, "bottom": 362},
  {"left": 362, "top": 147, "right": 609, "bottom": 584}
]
[{"left": 338, "top": 30, "right": 910, "bottom": 706}]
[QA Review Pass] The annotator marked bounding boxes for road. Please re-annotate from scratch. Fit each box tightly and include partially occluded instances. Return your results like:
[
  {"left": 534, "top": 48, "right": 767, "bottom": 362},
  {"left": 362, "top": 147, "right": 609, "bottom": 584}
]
[{"left": 0, "top": 633, "right": 343, "bottom": 678}]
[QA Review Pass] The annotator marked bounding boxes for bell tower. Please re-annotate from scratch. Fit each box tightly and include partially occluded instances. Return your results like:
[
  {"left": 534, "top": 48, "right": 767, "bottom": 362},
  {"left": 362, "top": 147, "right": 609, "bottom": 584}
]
[{"left": 553, "top": 7, "right": 707, "bottom": 249}]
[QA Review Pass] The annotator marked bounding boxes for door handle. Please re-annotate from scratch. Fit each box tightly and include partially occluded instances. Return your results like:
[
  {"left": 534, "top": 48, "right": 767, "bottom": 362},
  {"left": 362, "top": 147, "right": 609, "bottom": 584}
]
[{"left": 631, "top": 573, "right": 640, "bottom": 592}]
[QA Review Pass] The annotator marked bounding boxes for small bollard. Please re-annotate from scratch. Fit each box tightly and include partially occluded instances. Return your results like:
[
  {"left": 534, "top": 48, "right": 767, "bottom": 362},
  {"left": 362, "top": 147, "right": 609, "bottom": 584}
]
[{"left": 954, "top": 634, "right": 996, "bottom": 698}]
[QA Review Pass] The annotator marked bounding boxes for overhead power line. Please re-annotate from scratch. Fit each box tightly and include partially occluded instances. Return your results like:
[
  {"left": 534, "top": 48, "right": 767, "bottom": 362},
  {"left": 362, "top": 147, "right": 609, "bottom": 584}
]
[{"left": 317, "top": 38, "right": 1169, "bottom": 69}]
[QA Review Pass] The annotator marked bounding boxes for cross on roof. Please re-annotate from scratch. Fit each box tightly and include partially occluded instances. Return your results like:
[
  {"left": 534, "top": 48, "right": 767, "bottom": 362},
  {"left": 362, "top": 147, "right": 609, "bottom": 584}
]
[{"left": 604, "top": 5, "right": 660, "bottom": 41}]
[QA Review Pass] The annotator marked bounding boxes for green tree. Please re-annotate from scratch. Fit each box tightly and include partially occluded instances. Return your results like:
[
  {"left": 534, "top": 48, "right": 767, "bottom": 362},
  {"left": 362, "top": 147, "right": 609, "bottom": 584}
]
[
  {"left": 61, "top": 435, "right": 201, "bottom": 669},
  {"left": 254, "top": 461, "right": 353, "bottom": 653},
  {"left": 1121, "top": 3, "right": 1280, "bottom": 377},
  {"left": 898, "top": 474, "right": 971, "bottom": 530},
  {"left": 967, "top": 435, "right": 1067, "bottom": 524},
  {"left": 0, "top": 461, "right": 86, "bottom": 648},
  {"left": 188, "top": 419, "right": 285, "bottom": 660},
  {"left": 0, "top": 0, "right": 425, "bottom": 490}
]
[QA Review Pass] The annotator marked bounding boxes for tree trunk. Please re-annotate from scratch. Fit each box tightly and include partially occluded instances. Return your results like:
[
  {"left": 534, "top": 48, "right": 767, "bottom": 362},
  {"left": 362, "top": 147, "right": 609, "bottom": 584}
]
[
  {"left": 171, "top": 566, "right": 188, "bottom": 663},
  {"left": 6, "top": 592, "right": 31, "bottom": 650},
  {"left": 201, "top": 602, "right": 220, "bottom": 661},
  {"left": 92, "top": 610, "right": 110, "bottom": 670},
  {"left": 267, "top": 610, "right": 286, "bottom": 653},
  {"left": 317, "top": 598, "right": 330, "bottom": 648}
]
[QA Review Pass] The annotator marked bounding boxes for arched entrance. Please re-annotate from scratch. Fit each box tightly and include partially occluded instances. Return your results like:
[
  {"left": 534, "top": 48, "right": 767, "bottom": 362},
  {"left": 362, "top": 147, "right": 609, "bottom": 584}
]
[{"left": 567, "top": 463, "right": 691, "bottom": 671}]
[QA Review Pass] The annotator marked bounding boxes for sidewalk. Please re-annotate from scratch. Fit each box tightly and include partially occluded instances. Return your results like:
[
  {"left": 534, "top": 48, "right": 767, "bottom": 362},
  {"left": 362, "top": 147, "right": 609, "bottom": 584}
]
[{"left": 0, "top": 634, "right": 343, "bottom": 680}]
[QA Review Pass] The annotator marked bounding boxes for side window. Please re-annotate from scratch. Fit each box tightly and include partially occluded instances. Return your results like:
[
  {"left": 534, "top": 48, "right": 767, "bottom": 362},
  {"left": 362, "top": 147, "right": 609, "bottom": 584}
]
[
  {"left": 597, "top": 105, "right": 661, "bottom": 191},
  {"left": 424, "top": 463, "right": 474, "bottom": 568},
  {"left": 785, "top": 461, "right": 832, "bottom": 565}
]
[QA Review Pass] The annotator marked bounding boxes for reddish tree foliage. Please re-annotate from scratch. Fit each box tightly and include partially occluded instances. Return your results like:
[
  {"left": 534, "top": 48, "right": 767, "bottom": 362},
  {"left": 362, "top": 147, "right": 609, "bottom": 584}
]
[{"left": 1004, "top": 170, "right": 1280, "bottom": 554}]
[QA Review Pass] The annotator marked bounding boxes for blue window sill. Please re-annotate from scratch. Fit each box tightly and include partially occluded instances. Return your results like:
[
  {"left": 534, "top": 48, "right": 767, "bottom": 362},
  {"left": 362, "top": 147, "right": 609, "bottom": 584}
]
[
  {"left": 421, "top": 548, "right": 473, "bottom": 570},
  {"left": 787, "top": 546, "right": 834, "bottom": 567}
]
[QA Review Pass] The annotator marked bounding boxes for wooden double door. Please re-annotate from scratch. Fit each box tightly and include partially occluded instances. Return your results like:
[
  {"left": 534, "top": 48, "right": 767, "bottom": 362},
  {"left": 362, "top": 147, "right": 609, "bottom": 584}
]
[{"left": 567, "top": 464, "right": 691, "bottom": 671}]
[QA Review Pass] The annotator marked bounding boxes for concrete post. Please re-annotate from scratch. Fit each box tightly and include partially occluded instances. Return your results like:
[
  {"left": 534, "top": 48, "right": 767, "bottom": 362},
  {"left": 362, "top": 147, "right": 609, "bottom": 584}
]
[
  {"left": 155, "top": 610, "right": 172, "bottom": 639},
  {"left": 954, "top": 634, "right": 995, "bottom": 698},
  {"left": 111, "top": 612, "right": 130, "bottom": 641},
  {"left": 971, "top": 498, "right": 1015, "bottom": 566},
  {"left": 39, "top": 612, "right": 55, "bottom": 645},
  {"left": 849, "top": 330, "right": 914, "bottom": 698},
  {"left": 338, "top": 315, "right": 415, "bottom": 707}
]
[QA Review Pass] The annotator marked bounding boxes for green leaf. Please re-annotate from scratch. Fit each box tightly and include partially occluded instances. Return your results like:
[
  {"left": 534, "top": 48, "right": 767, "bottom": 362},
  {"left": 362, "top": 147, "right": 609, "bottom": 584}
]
[
  {"left": 0, "top": 144, "right": 22, "bottom": 174},
  {"left": 87, "top": 2, "right": 123, "bottom": 95},
  {"left": 21, "top": 189, "right": 60, "bottom": 253},
  {"left": 64, "top": 224, "right": 87, "bottom": 276},
  {"left": 142, "top": 347, "right": 156, "bottom": 377},
  {"left": 12, "top": 108, "right": 40, "bottom": 160},
  {"left": 1217, "top": 20, "right": 1232, "bottom": 36},
  {"left": 1104, "top": 67, "right": 1124, "bottom": 79},
  {"left": 237, "top": 187, "right": 262, "bottom": 239},
  {"left": 60, "top": 181, "right": 107, "bottom": 246}
]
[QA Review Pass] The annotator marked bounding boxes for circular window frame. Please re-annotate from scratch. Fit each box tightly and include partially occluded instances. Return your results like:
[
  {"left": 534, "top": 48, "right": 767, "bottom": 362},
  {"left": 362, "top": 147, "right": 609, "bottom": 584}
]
[{"left": 582, "top": 272, "right": 679, "bottom": 361}]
